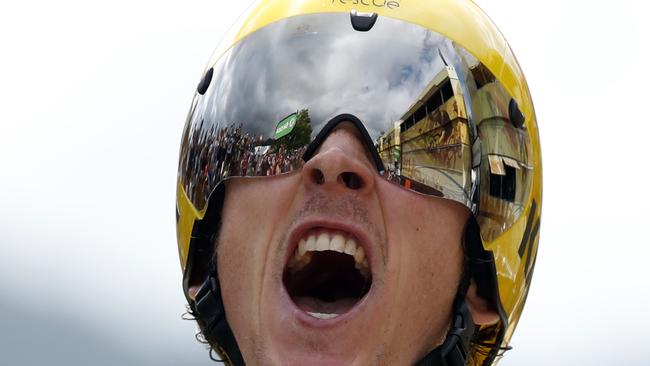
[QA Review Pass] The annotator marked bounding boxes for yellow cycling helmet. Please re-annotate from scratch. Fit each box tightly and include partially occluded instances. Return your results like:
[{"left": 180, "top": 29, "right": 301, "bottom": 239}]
[{"left": 176, "top": 1, "right": 542, "bottom": 365}]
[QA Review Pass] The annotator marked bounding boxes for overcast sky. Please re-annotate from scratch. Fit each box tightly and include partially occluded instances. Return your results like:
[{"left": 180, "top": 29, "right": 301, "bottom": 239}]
[{"left": 1, "top": 1, "right": 648, "bottom": 365}]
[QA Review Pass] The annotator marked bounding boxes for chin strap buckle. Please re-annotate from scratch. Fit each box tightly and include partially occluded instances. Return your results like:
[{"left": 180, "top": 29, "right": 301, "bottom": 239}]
[
  {"left": 416, "top": 300, "right": 476, "bottom": 366},
  {"left": 193, "top": 270, "right": 244, "bottom": 365},
  {"left": 195, "top": 274, "right": 224, "bottom": 325},
  {"left": 194, "top": 266, "right": 475, "bottom": 366}
]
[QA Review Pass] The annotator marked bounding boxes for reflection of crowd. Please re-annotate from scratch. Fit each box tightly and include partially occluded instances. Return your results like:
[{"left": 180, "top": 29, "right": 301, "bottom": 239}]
[{"left": 179, "top": 122, "right": 306, "bottom": 208}]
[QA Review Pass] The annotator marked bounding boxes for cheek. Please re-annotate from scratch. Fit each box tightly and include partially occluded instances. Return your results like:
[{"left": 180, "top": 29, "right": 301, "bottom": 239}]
[
  {"left": 218, "top": 175, "right": 299, "bottom": 279},
  {"left": 377, "top": 181, "right": 467, "bottom": 351},
  {"left": 215, "top": 175, "right": 301, "bottom": 346},
  {"left": 379, "top": 181, "right": 466, "bottom": 282},
  {"left": 216, "top": 184, "right": 261, "bottom": 337},
  {"left": 398, "top": 202, "right": 464, "bottom": 323},
  {"left": 405, "top": 201, "right": 465, "bottom": 280}
]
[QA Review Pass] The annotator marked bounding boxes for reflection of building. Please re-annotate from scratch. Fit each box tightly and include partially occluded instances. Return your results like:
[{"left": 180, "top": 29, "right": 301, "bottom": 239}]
[
  {"left": 377, "top": 121, "right": 401, "bottom": 177},
  {"left": 470, "top": 63, "right": 533, "bottom": 241},
  {"left": 378, "top": 66, "right": 472, "bottom": 203},
  {"left": 377, "top": 63, "right": 533, "bottom": 242}
]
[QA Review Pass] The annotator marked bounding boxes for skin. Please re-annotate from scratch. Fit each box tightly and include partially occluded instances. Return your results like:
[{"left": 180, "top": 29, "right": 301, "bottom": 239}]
[{"left": 191, "top": 122, "right": 497, "bottom": 365}]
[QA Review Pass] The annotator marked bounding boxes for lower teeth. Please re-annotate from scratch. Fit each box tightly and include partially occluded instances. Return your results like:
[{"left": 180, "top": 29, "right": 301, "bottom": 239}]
[{"left": 307, "top": 312, "right": 340, "bottom": 320}]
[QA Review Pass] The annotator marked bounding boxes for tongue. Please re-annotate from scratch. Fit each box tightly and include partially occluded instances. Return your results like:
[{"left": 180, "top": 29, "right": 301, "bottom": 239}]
[{"left": 293, "top": 296, "right": 358, "bottom": 315}]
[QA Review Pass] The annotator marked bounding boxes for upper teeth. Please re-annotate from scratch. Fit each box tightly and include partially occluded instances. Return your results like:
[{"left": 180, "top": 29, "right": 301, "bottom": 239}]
[{"left": 288, "top": 230, "right": 370, "bottom": 278}]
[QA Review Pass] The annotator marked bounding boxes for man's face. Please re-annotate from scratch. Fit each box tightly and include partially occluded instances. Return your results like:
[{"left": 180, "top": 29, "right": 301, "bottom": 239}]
[{"left": 216, "top": 123, "right": 470, "bottom": 365}]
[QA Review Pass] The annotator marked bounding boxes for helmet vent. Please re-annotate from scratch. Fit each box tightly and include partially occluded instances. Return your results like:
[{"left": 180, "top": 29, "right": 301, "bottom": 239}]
[
  {"left": 350, "top": 10, "right": 378, "bottom": 32},
  {"left": 197, "top": 67, "right": 214, "bottom": 95}
]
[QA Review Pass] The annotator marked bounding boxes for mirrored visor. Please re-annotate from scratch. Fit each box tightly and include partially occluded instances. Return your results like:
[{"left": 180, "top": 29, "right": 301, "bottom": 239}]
[{"left": 178, "top": 12, "right": 533, "bottom": 242}]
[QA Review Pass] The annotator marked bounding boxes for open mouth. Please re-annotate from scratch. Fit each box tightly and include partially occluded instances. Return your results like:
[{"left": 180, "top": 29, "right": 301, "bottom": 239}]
[{"left": 283, "top": 228, "right": 372, "bottom": 320}]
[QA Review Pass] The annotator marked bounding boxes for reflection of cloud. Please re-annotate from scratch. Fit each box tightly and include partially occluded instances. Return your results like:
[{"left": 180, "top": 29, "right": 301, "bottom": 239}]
[{"left": 192, "top": 13, "right": 456, "bottom": 142}]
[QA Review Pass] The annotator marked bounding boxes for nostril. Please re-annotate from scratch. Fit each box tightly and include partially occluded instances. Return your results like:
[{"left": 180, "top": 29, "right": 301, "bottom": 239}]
[
  {"left": 340, "top": 172, "right": 363, "bottom": 190},
  {"left": 312, "top": 169, "right": 325, "bottom": 185}
]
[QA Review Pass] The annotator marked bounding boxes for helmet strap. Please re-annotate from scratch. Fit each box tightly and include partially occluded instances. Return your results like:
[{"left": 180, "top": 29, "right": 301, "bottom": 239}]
[
  {"left": 194, "top": 264, "right": 475, "bottom": 366},
  {"left": 193, "top": 262, "right": 244, "bottom": 366},
  {"left": 194, "top": 274, "right": 475, "bottom": 366}
]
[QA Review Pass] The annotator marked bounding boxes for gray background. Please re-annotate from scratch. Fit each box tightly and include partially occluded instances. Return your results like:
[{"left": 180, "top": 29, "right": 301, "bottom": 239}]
[{"left": 1, "top": 0, "right": 648, "bottom": 365}]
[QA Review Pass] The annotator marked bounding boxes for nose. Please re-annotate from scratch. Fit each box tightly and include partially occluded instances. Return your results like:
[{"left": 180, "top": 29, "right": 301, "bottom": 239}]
[{"left": 301, "top": 125, "right": 376, "bottom": 194}]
